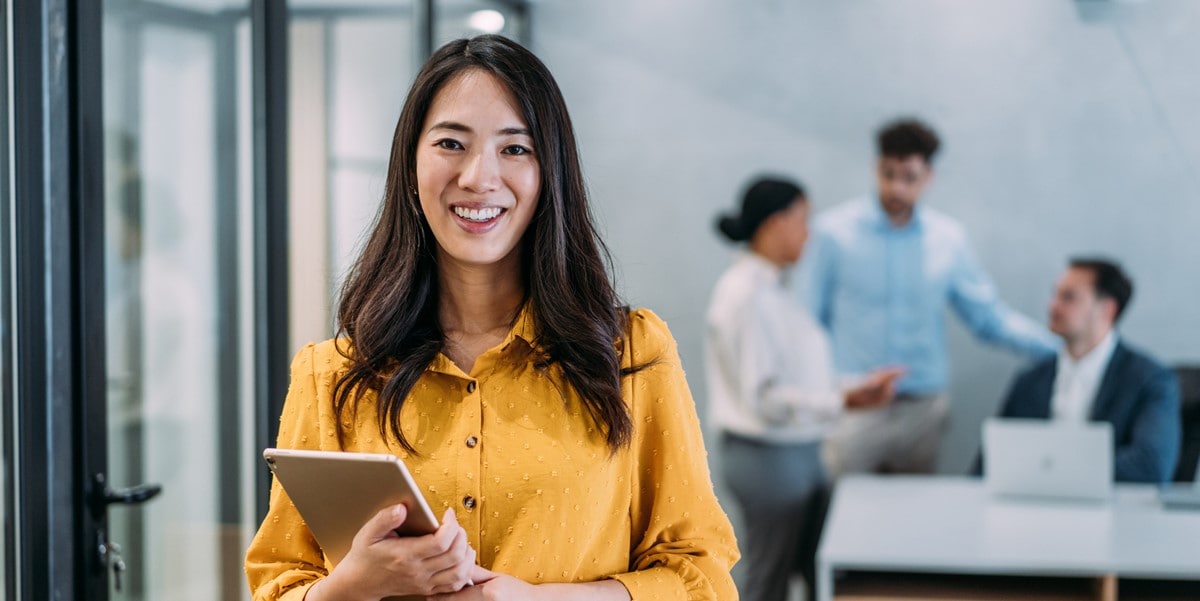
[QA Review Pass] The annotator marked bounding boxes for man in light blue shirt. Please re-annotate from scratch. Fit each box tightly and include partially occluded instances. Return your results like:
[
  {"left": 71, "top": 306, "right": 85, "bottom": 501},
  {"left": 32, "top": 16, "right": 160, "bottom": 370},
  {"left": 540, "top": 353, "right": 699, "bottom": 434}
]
[{"left": 803, "top": 118, "right": 1058, "bottom": 475}]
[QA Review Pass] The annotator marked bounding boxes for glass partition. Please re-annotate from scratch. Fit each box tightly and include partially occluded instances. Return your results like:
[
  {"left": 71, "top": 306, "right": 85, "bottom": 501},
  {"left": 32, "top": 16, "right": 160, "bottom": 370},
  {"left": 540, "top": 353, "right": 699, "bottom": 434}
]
[
  {"left": 288, "top": 1, "right": 419, "bottom": 350},
  {"left": 102, "top": 1, "right": 256, "bottom": 598}
]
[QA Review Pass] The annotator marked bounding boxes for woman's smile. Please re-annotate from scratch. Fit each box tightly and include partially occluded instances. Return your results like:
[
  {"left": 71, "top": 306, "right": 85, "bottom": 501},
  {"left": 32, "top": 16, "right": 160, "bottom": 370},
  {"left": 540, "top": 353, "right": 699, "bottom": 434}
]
[{"left": 451, "top": 203, "right": 508, "bottom": 233}]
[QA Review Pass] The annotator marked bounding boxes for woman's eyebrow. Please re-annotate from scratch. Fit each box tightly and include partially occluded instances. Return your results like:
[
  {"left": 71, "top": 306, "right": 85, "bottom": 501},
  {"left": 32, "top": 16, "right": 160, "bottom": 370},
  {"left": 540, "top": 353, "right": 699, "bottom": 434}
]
[
  {"left": 498, "top": 126, "right": 531, "bottom": 136},
  {"left": 427, "top": 121, "right": 530, "bottom": 137},
  {"left": 427, "top": 120, "right": 471, "bottom": 134}
]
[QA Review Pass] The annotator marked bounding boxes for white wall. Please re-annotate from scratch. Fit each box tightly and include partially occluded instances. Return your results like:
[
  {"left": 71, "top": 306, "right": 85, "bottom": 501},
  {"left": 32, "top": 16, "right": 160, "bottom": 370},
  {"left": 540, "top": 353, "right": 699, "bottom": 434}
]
[{"left": 531, "top": 0, "right": 1200, "bottom": 473}]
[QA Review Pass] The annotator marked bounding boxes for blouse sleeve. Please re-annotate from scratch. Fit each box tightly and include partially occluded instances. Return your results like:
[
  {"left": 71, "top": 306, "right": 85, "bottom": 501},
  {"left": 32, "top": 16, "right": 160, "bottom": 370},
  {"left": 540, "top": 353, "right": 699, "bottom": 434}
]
[
  {"left": 244, "top": 343, "right": 329, "bottom": 601},
  {"left": 608, "top": 309, "right": 741, "bottom": 601}
]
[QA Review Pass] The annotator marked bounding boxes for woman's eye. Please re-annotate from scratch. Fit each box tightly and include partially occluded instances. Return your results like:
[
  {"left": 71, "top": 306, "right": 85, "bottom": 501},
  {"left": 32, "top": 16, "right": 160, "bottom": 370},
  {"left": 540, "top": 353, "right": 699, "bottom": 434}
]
[
  {"left": 502, "top": 145, "right": 533, "bottom": 156},
  {"left": 435, "top": 139, "right": 463, "bottom": 150}
]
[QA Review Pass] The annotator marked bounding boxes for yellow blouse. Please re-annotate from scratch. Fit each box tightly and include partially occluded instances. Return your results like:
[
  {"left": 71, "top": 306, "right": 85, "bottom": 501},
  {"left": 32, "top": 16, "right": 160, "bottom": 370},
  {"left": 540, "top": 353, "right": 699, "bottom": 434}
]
[{"left": 245, "top": 308, "right": 740, "bottom": 600}]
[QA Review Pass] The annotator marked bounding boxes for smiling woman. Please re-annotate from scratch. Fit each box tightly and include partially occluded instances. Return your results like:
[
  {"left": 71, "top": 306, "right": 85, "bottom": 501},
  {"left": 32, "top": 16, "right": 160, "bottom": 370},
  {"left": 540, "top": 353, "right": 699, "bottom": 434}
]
[
  {"left": 416, "top": 69, "right": 541, "bottom": 272},
  {"left": 245, "top": 35, "right": 739, "bottom": 601}
]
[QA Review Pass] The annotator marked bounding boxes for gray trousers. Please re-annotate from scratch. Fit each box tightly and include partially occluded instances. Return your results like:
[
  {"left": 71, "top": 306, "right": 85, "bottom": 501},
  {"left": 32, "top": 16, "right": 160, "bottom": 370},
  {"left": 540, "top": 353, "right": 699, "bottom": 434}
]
[
  {"left": 824, "top": 393, "right": 950, "bottom": 476},
  {"left": 722, "top": 433, "right": 829, "bottom": 601}
]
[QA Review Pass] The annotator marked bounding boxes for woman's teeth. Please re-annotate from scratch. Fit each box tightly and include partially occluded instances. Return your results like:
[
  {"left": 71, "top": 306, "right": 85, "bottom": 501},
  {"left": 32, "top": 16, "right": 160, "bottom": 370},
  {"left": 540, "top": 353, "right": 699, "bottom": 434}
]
[{"left": 454, "top": 206, "right": 502, "bottom": 222}]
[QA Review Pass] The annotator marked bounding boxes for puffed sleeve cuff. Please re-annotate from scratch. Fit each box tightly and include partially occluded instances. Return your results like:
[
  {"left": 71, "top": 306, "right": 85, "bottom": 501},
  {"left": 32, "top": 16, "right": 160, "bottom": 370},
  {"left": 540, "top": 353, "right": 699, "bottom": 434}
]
[
  {"left": 608, "top": 567, "right": 688, "bottom": 601},
  {"left": 249, "top": 575, "right": 317, "bottom": 601},
  {"left": 277, "top": 581, "right": 315, "bottom": 601}
]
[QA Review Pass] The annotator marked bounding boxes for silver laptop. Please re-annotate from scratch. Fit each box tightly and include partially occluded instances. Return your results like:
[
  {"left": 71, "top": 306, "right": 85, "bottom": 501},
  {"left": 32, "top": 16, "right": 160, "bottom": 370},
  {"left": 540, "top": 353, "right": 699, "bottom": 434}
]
[
  {"left": 1159, "top": 484, "right": 1200, "bottom": 510},
  {"left": 983, "top": 418, "right": 1113, "bottom": 502},
  {"left": 1158, "top": 461, "right": 1200, "bottom": 510}
]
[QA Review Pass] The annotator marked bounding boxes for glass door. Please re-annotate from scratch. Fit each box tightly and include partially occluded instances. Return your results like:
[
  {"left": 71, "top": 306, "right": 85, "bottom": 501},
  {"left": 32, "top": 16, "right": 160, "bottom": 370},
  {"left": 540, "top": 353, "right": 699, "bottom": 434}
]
[{"left": 102, "top": 1, "right": 257, "bottom": 598}]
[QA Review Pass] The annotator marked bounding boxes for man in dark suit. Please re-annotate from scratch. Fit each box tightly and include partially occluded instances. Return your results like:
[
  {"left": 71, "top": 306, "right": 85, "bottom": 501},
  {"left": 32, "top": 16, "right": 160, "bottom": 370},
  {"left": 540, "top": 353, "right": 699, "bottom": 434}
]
[{"left": 992, "top": 258, "right": 1180, "bottom": 483}]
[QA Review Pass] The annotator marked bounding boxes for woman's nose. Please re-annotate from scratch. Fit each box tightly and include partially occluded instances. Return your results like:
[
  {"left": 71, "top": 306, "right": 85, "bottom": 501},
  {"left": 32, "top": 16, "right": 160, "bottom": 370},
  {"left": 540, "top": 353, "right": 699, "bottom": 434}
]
[{"left": 459, "top": 149, "right": 500, "bottom": 193}]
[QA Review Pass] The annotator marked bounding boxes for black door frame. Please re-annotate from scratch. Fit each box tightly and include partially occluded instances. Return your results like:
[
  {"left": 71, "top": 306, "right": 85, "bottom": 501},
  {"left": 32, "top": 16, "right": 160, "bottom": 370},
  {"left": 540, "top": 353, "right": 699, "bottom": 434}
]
[
  {"left": 11, "top": 0, "right": 107, "bottom": 598},
  {"left": 252, "top": 0, "right": 291, "bottom": 527},
  {"left": 1, "top": 2, "right": 13, "bottom": 598}
]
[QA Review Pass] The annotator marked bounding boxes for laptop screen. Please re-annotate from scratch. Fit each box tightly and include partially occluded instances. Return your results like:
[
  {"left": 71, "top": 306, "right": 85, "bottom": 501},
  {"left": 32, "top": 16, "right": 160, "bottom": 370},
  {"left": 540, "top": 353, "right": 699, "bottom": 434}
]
[{"left": 983, "top": 418, "right": 1113, "bottom": 502}]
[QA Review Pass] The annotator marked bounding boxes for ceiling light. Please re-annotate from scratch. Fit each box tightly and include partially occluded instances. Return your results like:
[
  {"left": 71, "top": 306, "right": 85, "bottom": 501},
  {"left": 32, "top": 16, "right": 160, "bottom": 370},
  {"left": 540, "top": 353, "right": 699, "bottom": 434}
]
[{"left": 468, "top": 9, "right": 506, "bottom": 34}]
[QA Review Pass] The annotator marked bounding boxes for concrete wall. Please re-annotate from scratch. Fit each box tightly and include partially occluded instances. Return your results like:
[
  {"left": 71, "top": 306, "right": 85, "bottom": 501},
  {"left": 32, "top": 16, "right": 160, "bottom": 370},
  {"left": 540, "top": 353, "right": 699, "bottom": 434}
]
[{"left": 531, "top": 0, "right": 1200, "bottom": 473}]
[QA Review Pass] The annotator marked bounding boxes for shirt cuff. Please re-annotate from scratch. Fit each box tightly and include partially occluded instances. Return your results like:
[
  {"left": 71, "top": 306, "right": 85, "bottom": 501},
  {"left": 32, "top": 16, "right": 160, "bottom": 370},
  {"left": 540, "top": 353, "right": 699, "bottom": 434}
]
[
  {"left": 273, "top": 580, "right": 317, "bottom": 601},
  {"left": 608, "top": 567, "right": 688, "bottom": 601}
]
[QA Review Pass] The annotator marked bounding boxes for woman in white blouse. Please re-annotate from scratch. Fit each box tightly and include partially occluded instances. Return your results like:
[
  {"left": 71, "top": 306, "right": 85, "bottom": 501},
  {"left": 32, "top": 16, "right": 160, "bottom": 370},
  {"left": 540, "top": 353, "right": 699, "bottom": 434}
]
[{"left": 705, "top": 176, "right": 902, "bottom": 601}]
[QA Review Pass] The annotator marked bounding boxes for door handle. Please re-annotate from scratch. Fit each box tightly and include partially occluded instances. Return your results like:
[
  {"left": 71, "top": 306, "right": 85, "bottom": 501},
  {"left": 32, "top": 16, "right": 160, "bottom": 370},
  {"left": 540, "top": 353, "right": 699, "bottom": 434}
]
[
  {"left": 90, "top": 472, "right": 163, "bottom": 587},
  {"left": 91, "top": 473, "right": 162, "bottom": 513},
  {"left": 103, "top": 483, "right": 162, "bottom": 506}
]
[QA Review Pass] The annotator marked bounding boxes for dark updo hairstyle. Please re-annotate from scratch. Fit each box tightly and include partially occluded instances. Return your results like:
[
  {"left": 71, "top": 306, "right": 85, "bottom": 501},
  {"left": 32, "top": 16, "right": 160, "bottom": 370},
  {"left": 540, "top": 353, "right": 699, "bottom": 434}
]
[
  {"left": 716, "top": 176, "right": 806, "bottom": 242},
  {"left": 334, "top": 35, "right": 637, "bottom": 453}
]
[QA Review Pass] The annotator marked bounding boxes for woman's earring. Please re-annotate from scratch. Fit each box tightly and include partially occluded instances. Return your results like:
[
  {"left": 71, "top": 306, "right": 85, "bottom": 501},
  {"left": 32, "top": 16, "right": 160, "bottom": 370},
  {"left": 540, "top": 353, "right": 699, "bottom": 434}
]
[
  {"left": 408, "top": 184, "right": 423, "bottom": 214},
  {"left": 409, "top": 193, "right": 423, "bottom": 217}
]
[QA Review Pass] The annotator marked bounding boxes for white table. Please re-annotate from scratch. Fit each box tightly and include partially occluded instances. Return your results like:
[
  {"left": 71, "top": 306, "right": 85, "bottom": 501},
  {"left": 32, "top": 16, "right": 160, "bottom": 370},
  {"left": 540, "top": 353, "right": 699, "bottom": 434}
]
[{"left": 817, "top": 475, "right": 1200, "bottom": 601}]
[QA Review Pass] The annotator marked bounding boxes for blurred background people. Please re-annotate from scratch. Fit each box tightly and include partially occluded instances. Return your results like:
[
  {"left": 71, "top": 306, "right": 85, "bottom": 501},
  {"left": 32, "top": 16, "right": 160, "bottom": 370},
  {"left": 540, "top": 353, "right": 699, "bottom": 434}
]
[
  {"left": 707, "top": 176, "right": 900, "bottom": 601},
  {"left": 990, "top": 258, "right": 1180, "bottom": 483},
  {"left": 802, "top": 118, "right": 1059, "bottom": 476}
]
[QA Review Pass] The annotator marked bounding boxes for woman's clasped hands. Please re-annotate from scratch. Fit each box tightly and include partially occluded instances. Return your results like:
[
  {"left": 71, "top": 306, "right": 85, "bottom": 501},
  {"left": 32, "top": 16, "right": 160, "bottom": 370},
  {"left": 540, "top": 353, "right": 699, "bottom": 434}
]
[{"left": 305, "top": 506, "right": 476, "bottom": 601}]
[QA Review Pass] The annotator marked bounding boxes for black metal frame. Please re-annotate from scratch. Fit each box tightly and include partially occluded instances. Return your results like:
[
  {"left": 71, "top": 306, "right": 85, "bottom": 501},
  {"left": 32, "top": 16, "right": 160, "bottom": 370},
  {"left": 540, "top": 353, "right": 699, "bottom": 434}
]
[
  {"left": 212, "top": 17, "right": 245, "bottom": 599},
  {"left": 421, "top": 0, "right": 435, "bottom": 58},
  {"left": 11, "top": 0, "right": 107, "bottom": 598},
  {"left": 73, "top": 0, "right": 111, "bottom": 593},
  {"left": 252, "top": 0, "right": 291, "bottom": 523},
  {"left": 1, "top": 3, "right": 13, "bottom": 598}
]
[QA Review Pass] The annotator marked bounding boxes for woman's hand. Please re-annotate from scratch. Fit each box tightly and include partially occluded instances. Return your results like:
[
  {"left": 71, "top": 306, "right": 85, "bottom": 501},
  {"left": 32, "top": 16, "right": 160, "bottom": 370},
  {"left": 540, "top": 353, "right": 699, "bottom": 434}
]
[
  {"left": 426, "top": 566, "right": 631, "bottom": 601},
  {"left": 306, "top": 505, "right": 476, "bottom": 601},
  {"left": 425, "top": 565, "right": 536, "bottom": 601},
  {"left": 844, "top": 367, "right": 905, "bottom": 409}
]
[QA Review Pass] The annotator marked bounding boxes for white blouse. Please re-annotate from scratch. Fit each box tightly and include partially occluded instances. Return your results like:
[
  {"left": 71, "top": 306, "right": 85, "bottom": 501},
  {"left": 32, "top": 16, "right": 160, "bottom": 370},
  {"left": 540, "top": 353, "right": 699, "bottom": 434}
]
[{"left": 705, "top": 253, "right": 843, "bottom": 444}]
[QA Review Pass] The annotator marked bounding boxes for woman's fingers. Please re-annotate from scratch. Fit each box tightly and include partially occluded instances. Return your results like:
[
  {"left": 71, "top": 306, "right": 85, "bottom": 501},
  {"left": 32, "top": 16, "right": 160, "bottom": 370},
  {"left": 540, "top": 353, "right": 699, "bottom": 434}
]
[
  {"left": 467, "top": 564, "right": 497, "bottom": 583},
  {"left": 418, "top": 511, "right": 478, "bottom": 593},
  {"left": 427, "top": 543, "right": 477, "bottom": 593},
  {"left": 417, "top": 523, "right": 473, "bottom": 575},
  {"left": 356, "top": 503, "right": 408, "bottom": 545}
]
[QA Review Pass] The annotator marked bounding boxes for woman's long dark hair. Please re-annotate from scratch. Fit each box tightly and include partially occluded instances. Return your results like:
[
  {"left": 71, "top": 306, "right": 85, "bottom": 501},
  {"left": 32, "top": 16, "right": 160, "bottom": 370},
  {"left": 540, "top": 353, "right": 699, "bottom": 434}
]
[{"left": 334, "top": 35, "right": 635, "bottom": 454}]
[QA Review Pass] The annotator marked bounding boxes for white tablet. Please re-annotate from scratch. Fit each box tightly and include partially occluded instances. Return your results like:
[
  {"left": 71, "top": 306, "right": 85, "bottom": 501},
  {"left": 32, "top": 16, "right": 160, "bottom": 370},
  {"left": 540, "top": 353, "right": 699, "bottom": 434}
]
[{"left": 263, "top": 448, "right": 440, "bottom": 567}]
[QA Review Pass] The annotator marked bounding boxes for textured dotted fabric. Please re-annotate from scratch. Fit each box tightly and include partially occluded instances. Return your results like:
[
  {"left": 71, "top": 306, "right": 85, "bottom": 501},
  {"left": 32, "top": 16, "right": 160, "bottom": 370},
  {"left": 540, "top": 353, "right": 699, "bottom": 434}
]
[{"left": 245, "top": 307, "right": 740, "bottom": 600}]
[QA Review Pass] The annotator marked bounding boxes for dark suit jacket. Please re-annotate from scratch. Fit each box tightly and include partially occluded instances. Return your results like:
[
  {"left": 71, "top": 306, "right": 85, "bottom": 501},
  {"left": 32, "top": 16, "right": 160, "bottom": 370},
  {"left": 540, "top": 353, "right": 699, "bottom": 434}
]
[{"left": 988, "top": 341, "right": 1181, "bottom": 483}]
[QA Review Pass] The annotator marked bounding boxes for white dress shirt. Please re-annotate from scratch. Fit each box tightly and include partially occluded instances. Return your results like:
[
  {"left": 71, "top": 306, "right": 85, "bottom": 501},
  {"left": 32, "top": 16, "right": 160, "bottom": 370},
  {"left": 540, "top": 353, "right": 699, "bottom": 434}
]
[
  {"left": 705, "top": 253, "right": 843, "bottom": 444},
  {"left": 1051, "top": 331, "right": 1118, "bottom": 422}
]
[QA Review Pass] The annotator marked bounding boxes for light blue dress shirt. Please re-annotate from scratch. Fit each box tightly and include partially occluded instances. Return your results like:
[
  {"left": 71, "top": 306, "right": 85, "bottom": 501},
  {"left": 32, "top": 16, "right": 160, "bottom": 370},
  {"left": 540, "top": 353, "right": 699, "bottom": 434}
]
[{"left": 801, "top": 196, "right": 1058, "bottom": 395}]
